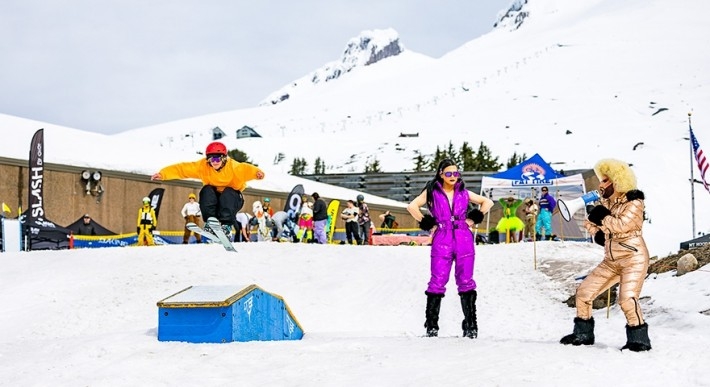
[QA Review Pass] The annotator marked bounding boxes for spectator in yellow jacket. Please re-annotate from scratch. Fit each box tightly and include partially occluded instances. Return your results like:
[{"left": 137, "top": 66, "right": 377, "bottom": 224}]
[
  {"left": 137, "top": 196, "right": 157, "bottom": 246},
  {"left": 150, "top": 141, "right": 265, "bottom": 238}
]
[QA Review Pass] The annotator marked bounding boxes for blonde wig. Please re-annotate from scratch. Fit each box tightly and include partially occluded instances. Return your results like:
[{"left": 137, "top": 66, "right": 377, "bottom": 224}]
[{"left": 594, "top": 158, "right": 637, "bottom": 193}]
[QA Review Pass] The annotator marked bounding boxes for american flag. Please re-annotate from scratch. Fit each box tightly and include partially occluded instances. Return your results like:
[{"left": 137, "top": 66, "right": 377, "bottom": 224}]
[{"left": 690, "top": 126, "right": 710, "bottom": 194}]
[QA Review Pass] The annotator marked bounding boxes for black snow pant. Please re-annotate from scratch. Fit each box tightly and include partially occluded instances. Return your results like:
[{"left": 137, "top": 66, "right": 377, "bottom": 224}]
[
  {"left": 199, "top": 186, "right": 243, "bottom": 227},
  {"left": 345, "top": 222, "right": 361, "bottom": 245}
]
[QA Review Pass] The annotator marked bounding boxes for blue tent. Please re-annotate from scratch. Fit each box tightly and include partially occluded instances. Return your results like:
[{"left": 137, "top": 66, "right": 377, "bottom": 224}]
[
  {"left": 480, "top": 153, "right": 587, "bottom": 239},
  {"left": 489, "top": 153, "right": 563, "bottom": 183}
]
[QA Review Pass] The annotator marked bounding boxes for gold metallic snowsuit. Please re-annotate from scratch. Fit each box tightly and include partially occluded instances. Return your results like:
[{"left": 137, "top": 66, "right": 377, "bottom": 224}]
[{"left": 580, "top": 193, "right": 649, "bottom": 326}]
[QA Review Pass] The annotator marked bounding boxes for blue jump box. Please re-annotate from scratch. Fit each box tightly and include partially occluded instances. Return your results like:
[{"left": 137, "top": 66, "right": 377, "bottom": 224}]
[{"left": 157, "top": 284, "right": 304, "bottom": 343}]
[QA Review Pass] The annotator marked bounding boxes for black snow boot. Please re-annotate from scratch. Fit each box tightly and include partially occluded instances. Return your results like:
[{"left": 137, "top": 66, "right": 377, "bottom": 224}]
[
  {"left": 560, "top": 317, "right": 595, "bottom": 346},
  {"left": 621, "top": 323, "right": 652, "bottom": 352},
  {"left": 459, "top": 290, "right": 478, "bottom": 339},
  {"left": 424, "top": 292, "right": 444, "bottom": 337}
]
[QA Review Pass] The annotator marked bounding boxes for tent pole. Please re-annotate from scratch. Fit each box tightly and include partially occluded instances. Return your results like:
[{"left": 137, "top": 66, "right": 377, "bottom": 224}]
[
  {"left": 531, "top": 187, "right": 537, "bottom": 270},
  {"left": 533, "top": 213, "right": 537, "bottom": 270},
  {"left": 485, "top": 189, "right": 491, "bottom": 242},
  {"left": 556, "top": 186, "right": 564, "bottom": 241}
]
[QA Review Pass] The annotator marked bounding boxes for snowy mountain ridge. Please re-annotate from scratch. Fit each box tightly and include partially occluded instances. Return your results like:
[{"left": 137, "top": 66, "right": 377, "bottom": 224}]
[{"left": 260, "top": 28, "right": 407, "bottom": 106}]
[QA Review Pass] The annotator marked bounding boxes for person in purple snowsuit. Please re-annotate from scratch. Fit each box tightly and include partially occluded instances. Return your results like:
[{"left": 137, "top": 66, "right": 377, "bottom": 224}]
[{"left": 407, "top": 159, "right": 493, "bottom": 338}]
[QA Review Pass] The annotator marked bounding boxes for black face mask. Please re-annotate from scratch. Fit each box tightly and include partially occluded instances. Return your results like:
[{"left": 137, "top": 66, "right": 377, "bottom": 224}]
[{"left": 601, "top": 184, "right": 615, "bottom": 199}]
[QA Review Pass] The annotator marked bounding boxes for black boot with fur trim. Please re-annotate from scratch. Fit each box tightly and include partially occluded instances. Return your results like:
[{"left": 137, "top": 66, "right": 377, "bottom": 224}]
[
  {"left": 621, "top": 323, "right": 652, "bottom": 352},
  {"left": 560, "top": 317, "right": 595, "bottom": 346}
]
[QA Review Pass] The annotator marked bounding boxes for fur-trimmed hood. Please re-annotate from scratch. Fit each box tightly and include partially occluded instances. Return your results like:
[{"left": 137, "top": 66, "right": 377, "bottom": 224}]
[{"left": 594, "top": 158, "right": 637, "bottom": 193}]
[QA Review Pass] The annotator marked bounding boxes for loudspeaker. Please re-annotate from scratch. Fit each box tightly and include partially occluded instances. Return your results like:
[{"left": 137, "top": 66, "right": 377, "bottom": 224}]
[{"left": 559, "top": 190, "right": 600, "bottom": 222}]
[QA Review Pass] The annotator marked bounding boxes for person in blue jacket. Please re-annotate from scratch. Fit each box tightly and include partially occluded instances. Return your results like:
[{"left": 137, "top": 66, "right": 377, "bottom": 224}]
[{"left": 535, "top": 186, "right": 557, "bottom": 240}]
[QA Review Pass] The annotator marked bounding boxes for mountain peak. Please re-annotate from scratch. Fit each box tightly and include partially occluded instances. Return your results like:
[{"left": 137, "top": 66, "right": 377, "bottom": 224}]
[
  {"left": 493, "top": 0, "right": 530, "bottom": 31},
  {"left": 261, "top": 28, "right": 405, "bottom": 106},
  {"left": 341, "top": 28, "right": 405, "bottom": 67}
]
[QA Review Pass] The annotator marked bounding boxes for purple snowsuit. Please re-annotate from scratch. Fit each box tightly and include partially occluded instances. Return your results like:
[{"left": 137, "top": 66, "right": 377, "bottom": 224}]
[{"left": 426, "top": 181, "right": 476, "bottom": 295}]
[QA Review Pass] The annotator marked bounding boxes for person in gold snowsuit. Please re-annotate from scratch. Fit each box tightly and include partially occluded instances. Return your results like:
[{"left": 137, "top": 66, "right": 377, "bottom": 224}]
[{"left": 560, "top": 158, "right": 651, "bottom": 351}]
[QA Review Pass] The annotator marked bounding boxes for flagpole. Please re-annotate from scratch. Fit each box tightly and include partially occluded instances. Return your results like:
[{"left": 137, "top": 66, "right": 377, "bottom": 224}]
[{"left": 689, "top": 112, "right": 696, "bottom": 237}]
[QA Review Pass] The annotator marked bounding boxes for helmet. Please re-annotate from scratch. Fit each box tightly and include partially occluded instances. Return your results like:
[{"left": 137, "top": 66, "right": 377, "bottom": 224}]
[
  {"left": 188, "top": 193, "right": 197, "bottom": 200},
  {"left": 205, "top": 141, "right": 227, "bottom": 156},
  {"left": 142, "top": 197, "right": 151, "bottom": 204},
  {"left": 264, "top": 197, "right": 270, "bottom": 203},
  {"left": 356, "top": 194, "right": 364, "bottom": 202}
]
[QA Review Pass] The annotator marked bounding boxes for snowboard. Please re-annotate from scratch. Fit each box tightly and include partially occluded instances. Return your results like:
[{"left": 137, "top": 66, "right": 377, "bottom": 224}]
[
  {"left": 186, "top": 217, "right": 236, "bottom": 252},
  {"left": 326, "top": 199, "right": 340, "bottom": 244},
  {"left": 254, "top": 214, "right": 272, "bottom": 241}
]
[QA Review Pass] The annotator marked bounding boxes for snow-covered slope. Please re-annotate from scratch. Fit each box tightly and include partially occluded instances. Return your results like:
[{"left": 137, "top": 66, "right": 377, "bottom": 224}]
[{"left": 2, "top": 0, "right": 709, "bottom": 257}]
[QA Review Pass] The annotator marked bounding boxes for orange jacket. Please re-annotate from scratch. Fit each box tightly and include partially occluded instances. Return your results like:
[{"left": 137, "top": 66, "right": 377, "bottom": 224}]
[{"left": 158, "top": 158, "right": 261, "bottom": 192}]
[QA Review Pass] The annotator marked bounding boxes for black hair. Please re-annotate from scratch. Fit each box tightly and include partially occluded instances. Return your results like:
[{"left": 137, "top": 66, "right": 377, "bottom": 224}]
[{"left": 423, "top": 158, "right": 465, "bottom": 208}]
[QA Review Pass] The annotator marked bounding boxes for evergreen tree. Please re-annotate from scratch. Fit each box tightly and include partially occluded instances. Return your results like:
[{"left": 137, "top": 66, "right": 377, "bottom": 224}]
[
  {"left": 289, "top": 157, "right": 308, "bottom": 175},
  {"left": 227, "top": 148, "right": 254, "bottom": 164},
  {"left": 459, "top": 141, "right": 476, "bottom": 171},
  {"left": 414, "top": 141, "right": 504, "bottom": 172},
  {"left": 365, "top": 158, "right": 382, "bottom": 173},
  {"left": 506, "top": 152, "right": 527, "bottom": 169},
  {"left": 446, "top": 141, "right": 460, "bottom": 165},
  {"left": 472, "top": 142, "right": 503, "bottom": 171},
  {"left": 412, "top": 150, "right": 428, "bottom": 172},
  {"left": 314, "top": 157, "right": 326, "bottom": 174},
  {"left": 427, "top": 146, "right": 447, "bottom": 170}
]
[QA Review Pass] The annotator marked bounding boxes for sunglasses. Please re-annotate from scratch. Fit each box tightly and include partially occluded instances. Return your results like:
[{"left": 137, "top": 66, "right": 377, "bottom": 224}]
[
  {"left": 207, "top": 155, "right": 224, "bottom": 163},
  {"left": 442, "top": 171, "right": 461, "bottom": 178}
]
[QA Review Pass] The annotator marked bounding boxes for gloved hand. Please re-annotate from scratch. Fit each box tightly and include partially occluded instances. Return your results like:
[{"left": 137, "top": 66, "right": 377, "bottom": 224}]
[
  {"left": 588, "top": 205, "right": 611, "bottom": 226},
  {"left": 419, "top": 214, "right": 436, "bottom": 231},
  {"left": 593, "top": 230, "right": 605, "bottom": 246},
  {"left": 467, "top": 209, "right": 484, "bottom": 224}
]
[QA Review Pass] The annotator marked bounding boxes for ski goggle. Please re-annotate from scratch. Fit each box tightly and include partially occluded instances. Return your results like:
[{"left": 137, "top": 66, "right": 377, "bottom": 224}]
[
  {"left": 442, "top": 171, "right": 461, "bottom": 178},
  {"left": 206, "top": 154, "right": 224, "bottom": 163}
]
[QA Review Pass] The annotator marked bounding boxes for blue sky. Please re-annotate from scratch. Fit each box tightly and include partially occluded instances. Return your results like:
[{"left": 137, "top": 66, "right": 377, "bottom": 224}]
[{"left": 0, "top": 0, "right": 511, "bottom": 134}]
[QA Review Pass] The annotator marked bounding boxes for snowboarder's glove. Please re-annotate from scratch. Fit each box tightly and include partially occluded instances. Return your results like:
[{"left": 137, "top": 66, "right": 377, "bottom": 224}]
[
  {"left": 593, "top": 230, "right": 605, "bottom": 246},
  {"left": 419, "top": 214, "right": 436, "bottom": 231},
  {"left": 467, "top": 209, "right": 484, "bottom": 224},
  {"left": 587, "top": 205, "right": 611, "bottom": 226}
]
